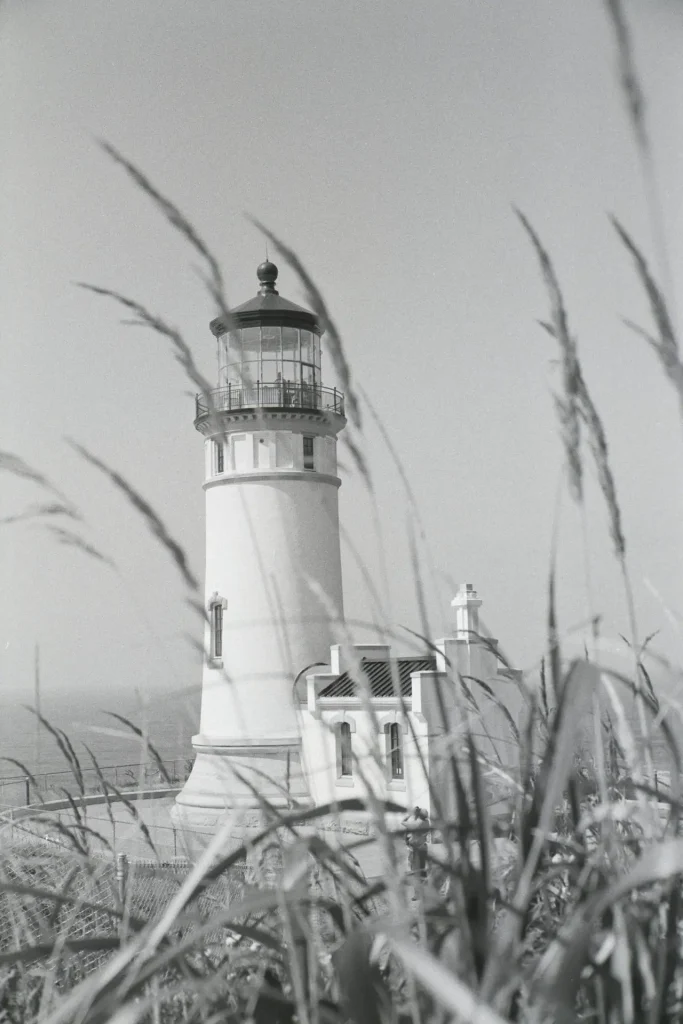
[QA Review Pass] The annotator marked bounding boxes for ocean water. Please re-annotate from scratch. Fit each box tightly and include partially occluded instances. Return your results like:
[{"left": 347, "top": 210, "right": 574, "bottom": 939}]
[{"left": 0, "top": 686, "right": 199, "bottom": 804}]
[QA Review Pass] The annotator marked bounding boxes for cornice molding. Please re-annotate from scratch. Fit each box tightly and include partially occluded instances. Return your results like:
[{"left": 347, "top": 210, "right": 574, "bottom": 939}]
[{"left": 204, "top": 471, "right": 341, "bottom": 490}]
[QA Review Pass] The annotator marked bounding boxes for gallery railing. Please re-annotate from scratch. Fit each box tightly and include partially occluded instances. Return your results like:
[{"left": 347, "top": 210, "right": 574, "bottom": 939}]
[{"left": 195, "top": 382, "right": 345, "bottom": 419}]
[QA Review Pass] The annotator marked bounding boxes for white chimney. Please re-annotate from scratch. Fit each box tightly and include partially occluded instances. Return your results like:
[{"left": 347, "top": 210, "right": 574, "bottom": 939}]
[{"left": 451, "top": 583, "right": 482, "bottom": 640}]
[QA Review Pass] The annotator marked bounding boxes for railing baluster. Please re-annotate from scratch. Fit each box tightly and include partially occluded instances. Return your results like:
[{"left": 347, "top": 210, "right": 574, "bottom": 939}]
[{"left": 196, "top": 382, "right": 344, "bottom": 418}]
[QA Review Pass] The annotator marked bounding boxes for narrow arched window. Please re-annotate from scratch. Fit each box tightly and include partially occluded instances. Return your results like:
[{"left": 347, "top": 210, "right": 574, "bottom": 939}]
[
  {"left": 386, "top": 722, "right": 403, "bottom": 779},
  {"left": 303, "top": 435, "right": 315, "bottom": 471},
  {"left": 211, "top": 603, "right": 223, "bottom": 659},
  {"left": 338, "top": 722, "right": 352, "bottom": 777},
  {"left": 213, "top": 439, "right": 224, "bottom": 474}
]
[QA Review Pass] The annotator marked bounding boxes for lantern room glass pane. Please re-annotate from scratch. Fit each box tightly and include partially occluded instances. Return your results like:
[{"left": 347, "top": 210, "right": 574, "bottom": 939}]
[
  {"left": 282, "top": 360, "right": 297, "bottom": 383},
  {"left": 313, "top": 334, "right": 321, "bottom": 368},
  {"left": 225, "top": 331, "right": 243, "bottom": 385},
  {"left": 301, "top": 362, "right": 316, "bottom": 386},
  {"left": 282, "top": 327, "right": 299, "bottom": 362},
  {"left": 240, "top": 327, "right": 261, "bottom": 356},
  {"left": 240, "top": 360, "right": 258, "bottom": 386},
  {"left": 261, "top": 356, "right": 279, "bottom": 383},
  {"left": 261, "top": 325, "right": 281, "bottom": 382},
  {"left": 300, "top": 330, "right": 314, "bottom": 364},
  {"left": 228, "top": 331, "right": 242, "bottom": 362}
]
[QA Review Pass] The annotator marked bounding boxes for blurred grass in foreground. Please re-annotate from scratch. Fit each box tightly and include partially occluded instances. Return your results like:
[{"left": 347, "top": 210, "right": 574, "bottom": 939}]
[{"left": 3, "top": 1, "right": 683, "bottom": 1020}]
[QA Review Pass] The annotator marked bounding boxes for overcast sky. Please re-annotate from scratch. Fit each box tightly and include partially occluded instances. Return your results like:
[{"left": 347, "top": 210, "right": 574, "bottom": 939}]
[{"left": 1, "top": 0, "right": 682, "bottom": 714}]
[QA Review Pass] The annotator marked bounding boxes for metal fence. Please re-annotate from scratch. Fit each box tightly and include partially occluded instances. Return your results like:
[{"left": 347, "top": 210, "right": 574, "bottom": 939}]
[{"left": 0, "top": 757, "right": 192, "bottom": 808}]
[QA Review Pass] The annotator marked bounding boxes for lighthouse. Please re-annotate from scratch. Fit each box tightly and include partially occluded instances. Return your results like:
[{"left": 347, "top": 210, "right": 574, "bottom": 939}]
[{"left": 174, "top": 261, "right": 346, "bottom": 835}]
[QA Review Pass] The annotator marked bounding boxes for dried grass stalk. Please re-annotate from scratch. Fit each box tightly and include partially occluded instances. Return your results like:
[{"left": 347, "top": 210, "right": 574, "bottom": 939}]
[
  {"left": 248, "top": 218, "right": 362, "bottom": 432},
  {"left": 66, "top": 440, "right": 198, "bottom": 591},
  {"left": 516, "top": 211, "right": 583, "bottom": 502},
  {"left": 41, "top": 525, "right": 117, "bottom": 570}
]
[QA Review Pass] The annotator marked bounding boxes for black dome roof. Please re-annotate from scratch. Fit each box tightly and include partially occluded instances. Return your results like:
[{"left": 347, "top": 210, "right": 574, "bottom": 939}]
[{"left": 210, "top": 262, "right": 319, "bottom": 336}]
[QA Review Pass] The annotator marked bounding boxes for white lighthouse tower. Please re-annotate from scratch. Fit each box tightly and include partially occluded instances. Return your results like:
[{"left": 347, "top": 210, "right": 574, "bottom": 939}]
[{"left": 174, "top": 261, "right": 346, "bottom": 838}]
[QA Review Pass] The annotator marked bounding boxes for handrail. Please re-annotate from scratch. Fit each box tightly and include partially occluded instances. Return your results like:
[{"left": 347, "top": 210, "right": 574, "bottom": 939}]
[
  {"left": 0, "top": 758, "right": 191, "bottom": 805},
  {"left": 0, "top": 758, "right": 189, "bottom": 785},
  {"left": 196, "top": 381, "right": 344, "bottom": 418}
]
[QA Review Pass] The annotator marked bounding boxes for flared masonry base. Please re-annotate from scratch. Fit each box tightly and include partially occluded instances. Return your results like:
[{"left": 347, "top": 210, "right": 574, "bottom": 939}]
[
  {"left": 171, "top": 740, "right": 311, "bottom": 858},
  {"left": 170, "top": 799, "right": 384, "bottom": 875}
]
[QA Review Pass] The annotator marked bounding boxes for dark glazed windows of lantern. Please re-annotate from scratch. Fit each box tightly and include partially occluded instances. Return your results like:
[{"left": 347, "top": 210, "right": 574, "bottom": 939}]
[
  {"left": 339, "top": 722, "right": 352, "bottom": 777},
  {"left": 212, "top": 603, "right": 223, "bottom": 660},
  {"left": 303, "top": 436, "right": 315, "bottom": 471}
]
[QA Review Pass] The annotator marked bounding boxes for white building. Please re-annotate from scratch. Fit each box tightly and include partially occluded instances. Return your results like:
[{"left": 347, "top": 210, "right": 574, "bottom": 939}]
[
  {"left": 174, "top": 264, "right": 520, "bottom": 847},
  {"left": 299, "top": 583, "right": 521, "bottom": 821}
]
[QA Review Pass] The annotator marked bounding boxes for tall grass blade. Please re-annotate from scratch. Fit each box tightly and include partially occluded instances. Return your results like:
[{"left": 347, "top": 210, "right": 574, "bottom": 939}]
[
  {"left": 603, "top": 0, "right": 647, "bottom": 152},
  {"left": 42, "top": 525, "right": 117, "bottom": 570},
  {"left": 248, "top": 218, "right": 361, "bottom": 431},
  {"left": 0, "top": 452, "right": 72, "bottom": 505},
  {"left": 516, "top": 210, "right": 582, "bottom": 502},
  {"left": 332, "top": 928, "right": 392, "bottom": 1024},
  {"left": 390, "top": 940, "right": 509, "bottom": 1024},
  {"left": 67, "top": 440, "right": 198, "bottom": 591},
  {"left": 613, "top": 217, "right": 683, "bottom": 426},
  {"left": 98, "top": 141, "right": 231, "bottom": 324},
  {"left": 25, "top": 708, "right": 84, "bottom": 796},
  {"left": 534, "top": 836, "right": 683, "bottom": 1015},
  {"left": 76, "top": 283, "right": 215, "bottom": 402},
  {"left": 103, "top": 713, "right": 172, "bottom": 785},
  {"left": 0, "top": 503, "right": 82, "bottom": 526}
]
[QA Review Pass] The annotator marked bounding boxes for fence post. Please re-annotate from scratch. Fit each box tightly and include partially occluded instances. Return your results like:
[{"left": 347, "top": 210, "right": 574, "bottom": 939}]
[
  {"left": 24, "top": 776, "right": 30, "bottom": 806},
  {"left": 173, "top": 827, "right": 177, "bottom": 858},
  {"left": 116, "top": 852, "right": 129, "bottom": 907}
]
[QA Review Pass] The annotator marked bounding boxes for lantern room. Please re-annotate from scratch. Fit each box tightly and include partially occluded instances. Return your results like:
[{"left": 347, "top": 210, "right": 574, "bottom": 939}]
[
  {"left": 212, "top": 261, "right": 322, "bottom": 388},
  {"left": 201, "top": 260, "right": 343, "bottom": 418}
]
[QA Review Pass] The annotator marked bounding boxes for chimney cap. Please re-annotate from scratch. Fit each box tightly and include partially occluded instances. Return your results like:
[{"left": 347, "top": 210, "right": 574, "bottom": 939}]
[{"left": 451, "top": 582, "right": 482, "bottom": 606}]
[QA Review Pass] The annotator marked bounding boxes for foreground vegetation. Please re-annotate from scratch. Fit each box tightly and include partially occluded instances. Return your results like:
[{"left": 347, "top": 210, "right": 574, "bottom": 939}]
[{"left": 2, "top": 2, "right": 683, "bottom": 1021}]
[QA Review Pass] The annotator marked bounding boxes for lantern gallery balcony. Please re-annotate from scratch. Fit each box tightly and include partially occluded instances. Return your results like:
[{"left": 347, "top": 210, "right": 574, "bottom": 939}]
[{"left": 195, "top": 381, "right": 345, "bottom": 421}]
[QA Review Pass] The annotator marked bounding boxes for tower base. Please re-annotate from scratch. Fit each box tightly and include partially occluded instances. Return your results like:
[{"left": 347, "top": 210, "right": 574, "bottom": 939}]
[{"left": 172, "top": 738, "right": 310, "bottom": 858}]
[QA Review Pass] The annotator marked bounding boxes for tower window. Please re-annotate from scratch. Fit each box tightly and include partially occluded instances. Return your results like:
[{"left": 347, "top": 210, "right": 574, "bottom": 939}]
[
  {"left": 303, "top": 435, "right": 315, "bottom": 471},
  {"left": 211, "top": 603, "right": 223, "bottom": 659},
  {"left": 385, "top": 723, "right": 403, "bottom": 779},
  {"left": 214, "top": 440, "right": 224, "bottom": 474},
  {"left": 338, "top": 722, "right": 352, "bottom": 777}
]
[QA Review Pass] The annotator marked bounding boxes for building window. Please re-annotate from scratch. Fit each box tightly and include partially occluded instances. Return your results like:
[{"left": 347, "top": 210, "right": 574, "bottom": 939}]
[
  {"left": 338, "top": 722, "right": 353, "bottom": 777},
  {"left": 303, "top": 435, "right": 315, "bottom": 471},
  {"left": 214, "top": 440, "right": 224, "bottom": 474},
  {"left": 211, "top": 603, "right": 223, "bottom": 660},
  {"left": 386, "top": 722, "right": 403, "bottom": 779}
]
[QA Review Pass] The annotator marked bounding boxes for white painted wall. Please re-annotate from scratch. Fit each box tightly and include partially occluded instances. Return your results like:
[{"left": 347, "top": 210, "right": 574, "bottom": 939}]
[
  {"left": 208, "top": 430, "right": 338, "bottom": 478},
  {"left": 299, "top": 704, "right": 432, "bottom": 813},
  {"left": 177, "top": 412, "right": 345, "bottom": 821},
  {"left": 299, "top": 630, "right": 523, "bottom": 823},
  {"left": 200, "top": 470, "right": 343, "bottom": 742}
]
